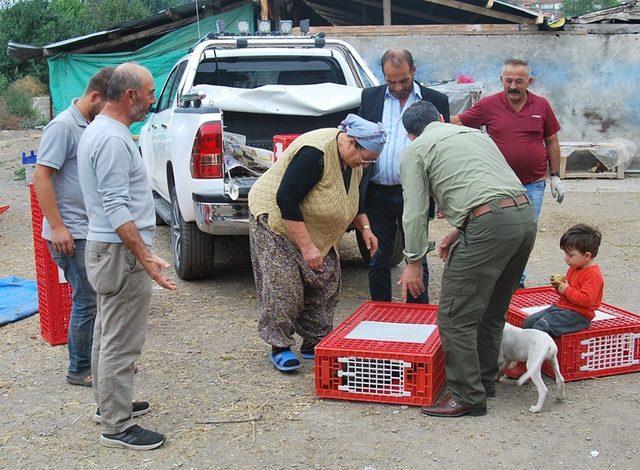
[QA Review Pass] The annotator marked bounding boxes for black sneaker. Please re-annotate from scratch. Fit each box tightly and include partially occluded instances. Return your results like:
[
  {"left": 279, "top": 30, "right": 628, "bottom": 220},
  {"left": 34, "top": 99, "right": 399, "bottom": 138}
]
[
  {"left": 94, "top": 401, "right": 151, "bottom": 423},
  {"left": 100, "top": 424, "right": 165, "bottom": 450}
]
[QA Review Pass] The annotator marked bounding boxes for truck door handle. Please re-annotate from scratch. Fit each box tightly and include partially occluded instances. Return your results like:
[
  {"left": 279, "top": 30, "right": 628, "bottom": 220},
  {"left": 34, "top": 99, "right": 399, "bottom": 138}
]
[{"left": 161, "top": 123, "right": 168, "bottom": 129}]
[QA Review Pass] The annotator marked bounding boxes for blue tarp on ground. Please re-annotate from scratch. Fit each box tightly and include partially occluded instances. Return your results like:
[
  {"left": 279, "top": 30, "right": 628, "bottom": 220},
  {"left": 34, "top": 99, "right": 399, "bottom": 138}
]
[{"left": 0, "top": 276, "right": 38, "bottom": 326}]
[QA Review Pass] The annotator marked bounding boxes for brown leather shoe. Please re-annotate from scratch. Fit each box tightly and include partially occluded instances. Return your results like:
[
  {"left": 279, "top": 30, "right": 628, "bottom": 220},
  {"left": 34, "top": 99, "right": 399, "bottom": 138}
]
[{"left": 421, "top": 396, "right": 487, "bottom": 418}]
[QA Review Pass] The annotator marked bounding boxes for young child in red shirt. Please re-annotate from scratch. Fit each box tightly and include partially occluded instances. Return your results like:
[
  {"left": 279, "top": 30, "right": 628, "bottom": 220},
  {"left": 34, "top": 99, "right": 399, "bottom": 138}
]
[{"left": 523, "top": 224, "right": 604, "bottom": 336}]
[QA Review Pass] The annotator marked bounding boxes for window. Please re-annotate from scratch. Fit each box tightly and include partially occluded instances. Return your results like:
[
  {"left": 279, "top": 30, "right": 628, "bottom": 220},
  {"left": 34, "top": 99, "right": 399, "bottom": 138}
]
[
  {"left": 156, "top": 61, "right": 186, "bottom": 112},
  {"left": 166, "top": 61, "right": 187, "bottom": 109},
  {"left": 194, "top": 56, "right": 347, "bottom": 89}
]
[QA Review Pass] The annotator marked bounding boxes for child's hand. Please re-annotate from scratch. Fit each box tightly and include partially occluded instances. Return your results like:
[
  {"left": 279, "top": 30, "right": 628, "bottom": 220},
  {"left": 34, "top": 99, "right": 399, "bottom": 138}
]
[{"left": 550, "top": 276, "right": 568, "bottom": 293}]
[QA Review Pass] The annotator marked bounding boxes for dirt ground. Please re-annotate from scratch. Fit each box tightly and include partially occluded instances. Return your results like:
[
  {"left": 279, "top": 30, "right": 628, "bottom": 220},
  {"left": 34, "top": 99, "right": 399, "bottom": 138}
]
[{"left": 1, "top": 129, "right": 639, "bottom": 469}]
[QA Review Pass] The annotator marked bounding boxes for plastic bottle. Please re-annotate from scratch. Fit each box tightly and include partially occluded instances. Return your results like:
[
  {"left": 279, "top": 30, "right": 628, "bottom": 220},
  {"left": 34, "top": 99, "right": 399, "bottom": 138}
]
[{"left": 21, "top": 150, "right": 37, "bottom": 185}]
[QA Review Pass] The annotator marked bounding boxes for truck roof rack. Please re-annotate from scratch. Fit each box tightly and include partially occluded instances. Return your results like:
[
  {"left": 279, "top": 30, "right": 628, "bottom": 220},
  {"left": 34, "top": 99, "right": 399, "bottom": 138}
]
[{"left": 188, "top": 33, "right": 326, "bottom": 54}]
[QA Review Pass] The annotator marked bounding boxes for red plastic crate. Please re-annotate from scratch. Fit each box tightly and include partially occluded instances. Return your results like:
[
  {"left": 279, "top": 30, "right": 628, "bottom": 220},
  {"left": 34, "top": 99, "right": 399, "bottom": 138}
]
[
  {"left": 508, "top": 287, "right": 640, "bottom": 381},
  {"left": 315, "top": 302, "right": 446, "bottom": 406},
  {"left": 29, "top": 184, "right": 72, "bottom": 346},
  {"left": 272, "top": 134, "right": 301, "bottom": 161}
]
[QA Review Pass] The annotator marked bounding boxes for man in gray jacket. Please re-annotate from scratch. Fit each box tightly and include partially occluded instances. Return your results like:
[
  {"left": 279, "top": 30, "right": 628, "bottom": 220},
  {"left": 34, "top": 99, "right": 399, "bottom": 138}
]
[{"left": 78, "top": 63, "right": 177, "bottom": 450}]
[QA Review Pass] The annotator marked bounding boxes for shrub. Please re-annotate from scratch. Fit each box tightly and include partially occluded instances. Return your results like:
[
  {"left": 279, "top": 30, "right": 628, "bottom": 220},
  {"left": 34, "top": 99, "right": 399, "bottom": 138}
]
[
  {"left": 0, "top": 98, "right": 23, "bottom": 130},
  {"left": 0, "top": 75, "right": 49, "bottom": 129},
  {"left": 11, "top": 75, "right": 48, "bottom": 97},
  {"left": 3, "top": 87, "right": 35, "bottom": 119}
]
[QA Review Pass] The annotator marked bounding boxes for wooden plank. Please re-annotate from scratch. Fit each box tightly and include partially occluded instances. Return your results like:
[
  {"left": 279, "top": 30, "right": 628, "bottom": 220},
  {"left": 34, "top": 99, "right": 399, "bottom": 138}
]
[
  {"left": 260, "top": 0, "right": 269, "bottom": 21},
  {"left": 561, "top": 171, "right": 624, "bottom": 180},
  {"left": 292, "top": 24, "right": 586, "bottom": 36},
  {"left": 56, "top": 15, "right": 202, "bottom": 55},
  {"left": 383, "top": 0, "right": 392, "bottom": 25},
  {"left": 423, "top": 0, "right": 541, "bottom": 24}
]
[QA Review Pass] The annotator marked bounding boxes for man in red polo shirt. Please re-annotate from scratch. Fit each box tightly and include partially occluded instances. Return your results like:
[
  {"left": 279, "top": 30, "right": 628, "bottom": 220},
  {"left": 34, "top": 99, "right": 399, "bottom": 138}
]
[{"left": 452, "top": 58, "right": 564, "bottom": 287}]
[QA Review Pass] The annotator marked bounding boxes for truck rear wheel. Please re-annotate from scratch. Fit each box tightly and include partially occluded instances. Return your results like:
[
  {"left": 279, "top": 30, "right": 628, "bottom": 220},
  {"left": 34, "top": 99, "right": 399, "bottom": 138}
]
[
  {"left": 356, "top": 228, "right": 405, "bottom": 268},
  {"left": 170, "top": 186, "right": 215, "bottom": 280}
]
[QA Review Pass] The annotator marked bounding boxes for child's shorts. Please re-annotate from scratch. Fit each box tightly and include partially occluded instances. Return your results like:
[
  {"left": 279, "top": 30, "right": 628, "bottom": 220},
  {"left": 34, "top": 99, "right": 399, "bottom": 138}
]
[{"left": 522, "top": 305, "right": 590, "bottom": 337}]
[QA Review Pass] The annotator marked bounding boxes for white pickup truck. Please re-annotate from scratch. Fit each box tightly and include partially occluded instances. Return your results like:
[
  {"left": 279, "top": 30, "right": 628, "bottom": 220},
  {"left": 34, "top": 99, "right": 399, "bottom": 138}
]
[{"left": 139, "top": 33, "right": 393, "bottom": 280}]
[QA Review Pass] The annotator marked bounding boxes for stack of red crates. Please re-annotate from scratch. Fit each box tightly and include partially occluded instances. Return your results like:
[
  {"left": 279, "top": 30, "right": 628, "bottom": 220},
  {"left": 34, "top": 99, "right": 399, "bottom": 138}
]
[
  {"left": 272, "top": 134, "right": 300, "bottom": 161},
  {"left": 508, "top": 287, "right": 640, "bottom": 381},
  {"left": 315, "top": 302, "right": 446, "bottom": 406},
  {"left": 29, "top": 183, "right": 72, "bottom": 346}
]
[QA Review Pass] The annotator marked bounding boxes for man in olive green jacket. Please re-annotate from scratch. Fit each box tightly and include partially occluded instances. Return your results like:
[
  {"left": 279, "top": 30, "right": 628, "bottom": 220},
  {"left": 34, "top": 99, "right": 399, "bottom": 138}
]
[{"left": 398, "top": 101, "right": 537, "bottom": 417}]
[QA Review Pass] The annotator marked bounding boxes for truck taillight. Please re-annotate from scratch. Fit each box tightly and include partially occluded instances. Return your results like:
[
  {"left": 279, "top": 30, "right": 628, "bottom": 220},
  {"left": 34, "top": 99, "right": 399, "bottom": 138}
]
[{"left": 191, "top": 122, "right": 223, "bottom": 179}]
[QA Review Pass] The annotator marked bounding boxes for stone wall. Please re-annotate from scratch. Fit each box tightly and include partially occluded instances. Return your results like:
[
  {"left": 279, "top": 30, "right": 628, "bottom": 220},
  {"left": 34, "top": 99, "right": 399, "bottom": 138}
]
[{"left": 334, "top": 27, "right": 640, "bottom": 169}]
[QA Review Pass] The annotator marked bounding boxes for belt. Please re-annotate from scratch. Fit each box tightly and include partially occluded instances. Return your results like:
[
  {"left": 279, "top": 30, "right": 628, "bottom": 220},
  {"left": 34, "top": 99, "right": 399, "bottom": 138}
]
[
  {"left": 369, "top": 183, "right": 403, "bottom": 193},
  {"left": 470, "top": 194, "right": 530, "bottom": 220}
]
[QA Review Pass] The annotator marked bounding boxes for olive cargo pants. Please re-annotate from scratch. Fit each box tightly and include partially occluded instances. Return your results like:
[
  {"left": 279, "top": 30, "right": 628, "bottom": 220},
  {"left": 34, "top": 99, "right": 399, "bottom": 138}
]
[{"left": 438, "top": 200, "right": 537, "bottom": 408}]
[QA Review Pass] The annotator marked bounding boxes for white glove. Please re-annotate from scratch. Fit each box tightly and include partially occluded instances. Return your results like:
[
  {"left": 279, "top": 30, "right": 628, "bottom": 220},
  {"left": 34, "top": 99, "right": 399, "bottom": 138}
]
[{"left": 550, "top": 175, "right": 565, "bottom": 203}]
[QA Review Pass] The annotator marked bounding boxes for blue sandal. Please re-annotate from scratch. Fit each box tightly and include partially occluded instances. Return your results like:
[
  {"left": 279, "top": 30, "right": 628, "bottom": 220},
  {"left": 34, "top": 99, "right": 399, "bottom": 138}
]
[{"left": 270, "top": 349, "right": 303, "bottom": 372}]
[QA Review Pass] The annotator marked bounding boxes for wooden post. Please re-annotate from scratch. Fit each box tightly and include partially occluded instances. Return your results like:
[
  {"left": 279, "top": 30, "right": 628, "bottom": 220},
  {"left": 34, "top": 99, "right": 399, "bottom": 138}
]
[
  {"left": 383, "top": 0, "right": 391, "bottom": 25},
  {"left": 260, "top": 0, "right": 269, "bottom": 20}
]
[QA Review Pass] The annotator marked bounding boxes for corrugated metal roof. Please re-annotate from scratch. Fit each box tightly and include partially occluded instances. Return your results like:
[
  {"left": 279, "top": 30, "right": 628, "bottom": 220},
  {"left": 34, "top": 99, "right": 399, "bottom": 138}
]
[
  {"left": 8, "top": 0, "right": 546, "bottom": 62},
  {"left": 575, "top": 0, "right": 640, "bottom": 23}
]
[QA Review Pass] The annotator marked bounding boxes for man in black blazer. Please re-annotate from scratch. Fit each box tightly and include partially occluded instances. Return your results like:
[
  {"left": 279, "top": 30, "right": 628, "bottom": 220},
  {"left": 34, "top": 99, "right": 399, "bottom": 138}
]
[{"left": 358, "top": 49, "right": 449, "bottom": 303}]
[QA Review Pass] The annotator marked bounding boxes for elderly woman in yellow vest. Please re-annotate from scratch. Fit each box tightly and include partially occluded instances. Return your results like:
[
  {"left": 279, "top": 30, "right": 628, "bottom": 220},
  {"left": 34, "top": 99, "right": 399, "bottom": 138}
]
[{"left": 248, "top": 114, "right": 386, "bottom": 372}]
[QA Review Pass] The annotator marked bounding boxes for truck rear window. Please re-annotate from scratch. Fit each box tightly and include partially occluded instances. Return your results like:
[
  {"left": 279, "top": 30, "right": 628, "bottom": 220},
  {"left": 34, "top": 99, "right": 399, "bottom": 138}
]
[{"left": 194, "top": 56, "right": 347, "bottom": 88}]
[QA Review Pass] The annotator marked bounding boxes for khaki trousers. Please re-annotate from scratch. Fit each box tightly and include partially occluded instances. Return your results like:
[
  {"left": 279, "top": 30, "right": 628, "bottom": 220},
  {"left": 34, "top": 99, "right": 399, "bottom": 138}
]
[
  {"left": 438, "top": 200, "right": 537, "bottom": 407},
  {"left": 85, "top": 241, "right": 152, "bottom": 434}
]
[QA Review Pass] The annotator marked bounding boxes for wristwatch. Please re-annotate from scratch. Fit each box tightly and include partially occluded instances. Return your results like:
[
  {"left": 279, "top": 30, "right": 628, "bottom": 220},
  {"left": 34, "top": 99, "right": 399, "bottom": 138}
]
[{"left": 550, "top": 172, "right": 560, "bottom": 177}]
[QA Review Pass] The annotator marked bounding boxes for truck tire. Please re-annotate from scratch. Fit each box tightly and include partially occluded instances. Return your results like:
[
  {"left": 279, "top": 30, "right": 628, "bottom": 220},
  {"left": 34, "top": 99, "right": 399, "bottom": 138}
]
[
  {"left": 356, "top": 228, "right": 405, "bottom": 268},
  {"left": 170, "top": 186, "right": 215, "bottom": 280}
]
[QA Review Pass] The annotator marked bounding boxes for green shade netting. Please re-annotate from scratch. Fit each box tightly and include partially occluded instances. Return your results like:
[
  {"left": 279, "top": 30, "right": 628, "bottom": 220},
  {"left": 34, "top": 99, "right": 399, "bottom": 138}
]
[{"left": 47, "top": 3, "right": 253, "bottom": 133}]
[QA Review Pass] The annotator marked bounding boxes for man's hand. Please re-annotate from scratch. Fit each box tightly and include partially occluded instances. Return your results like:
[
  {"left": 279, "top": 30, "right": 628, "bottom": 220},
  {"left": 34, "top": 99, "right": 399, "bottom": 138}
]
[
  {"left": 436, "top": 210, "right": 446, "bottom": 219},
  {"left": 438, "top": 229, "right": 461, "bottom": 262},
  {"left": 550, "top": 176, "right": 565, "bottom": 203},
  {"left": 361, "top": 227, "right": 378, "bottom": 257},
  {"left": 301, "top": 243, "right": 324, "bottom": 271},
  {"left": 399, "top": 261, "right": 425, "bottom": 302},
  {"left": 143, "top": 254, "right": 177, "bottom": 290},
  {"left": 51, "top": 225, "right": 75, "bottom": 256}
]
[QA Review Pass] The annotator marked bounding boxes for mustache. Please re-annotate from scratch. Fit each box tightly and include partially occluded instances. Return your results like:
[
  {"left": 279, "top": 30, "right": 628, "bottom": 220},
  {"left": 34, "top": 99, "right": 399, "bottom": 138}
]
[{"left": 508, "top": 89, "right": 521, "bottom": 94}]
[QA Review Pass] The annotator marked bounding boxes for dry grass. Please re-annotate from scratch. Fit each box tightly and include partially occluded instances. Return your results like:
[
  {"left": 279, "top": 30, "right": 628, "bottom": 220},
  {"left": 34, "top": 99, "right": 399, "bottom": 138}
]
[{"left": 9, "top": 76, "right": 48, "bottom": 97}]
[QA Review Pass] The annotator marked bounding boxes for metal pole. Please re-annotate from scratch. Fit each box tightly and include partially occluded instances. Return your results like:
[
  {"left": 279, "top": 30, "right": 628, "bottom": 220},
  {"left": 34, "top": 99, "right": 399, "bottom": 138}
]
[{"left": 383, "top": 0, "right": 391, "bottom": 25}]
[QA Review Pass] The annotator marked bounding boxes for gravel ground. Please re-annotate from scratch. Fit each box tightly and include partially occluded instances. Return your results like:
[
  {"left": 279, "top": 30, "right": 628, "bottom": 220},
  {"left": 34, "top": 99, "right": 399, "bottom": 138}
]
[{"left": 1, "top": 130, "right": 639, "bottom": 469}]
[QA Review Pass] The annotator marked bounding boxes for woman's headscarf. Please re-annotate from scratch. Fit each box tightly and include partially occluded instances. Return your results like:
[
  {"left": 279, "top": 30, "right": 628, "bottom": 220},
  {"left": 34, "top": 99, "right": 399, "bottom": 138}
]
[{"left": 338, "top": 114, "right": 386, "bottom": 154}]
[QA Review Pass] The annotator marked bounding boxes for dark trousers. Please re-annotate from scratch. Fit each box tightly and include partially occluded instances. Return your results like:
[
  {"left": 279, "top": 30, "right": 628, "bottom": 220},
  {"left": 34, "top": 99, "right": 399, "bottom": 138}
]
[
  {"left": 523, "top": 305, "right": 590, "bottom": 337},
  {"left": 366, "top": 183, "right": 429, "bottom": 303},
  {"left": 438, "top": 200, "right": 537, "bottom": 407}
]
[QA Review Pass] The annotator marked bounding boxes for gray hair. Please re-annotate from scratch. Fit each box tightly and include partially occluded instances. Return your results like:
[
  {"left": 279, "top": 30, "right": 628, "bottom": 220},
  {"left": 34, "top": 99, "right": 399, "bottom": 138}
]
[
  {"left": 106, "top": 66, "right": 142, "bottom": 101},
  {"left": 402, "top": 101, "right": 441, "bottom": 137},
  {"left": 503, "top": 58, "right": 531, "bottom": 76}
]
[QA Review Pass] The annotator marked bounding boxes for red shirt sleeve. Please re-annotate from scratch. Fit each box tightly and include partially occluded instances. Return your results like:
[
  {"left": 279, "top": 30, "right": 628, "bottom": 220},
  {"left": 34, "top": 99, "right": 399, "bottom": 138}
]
[
  {"left": 561, "top": 269, "right": 603, "bottom": 309},
  {"left": 458, "top": 99, "right": 486, "bottom": 129},
  {"left": 543, "top": 99, "right": 561, "bottom": 138}
]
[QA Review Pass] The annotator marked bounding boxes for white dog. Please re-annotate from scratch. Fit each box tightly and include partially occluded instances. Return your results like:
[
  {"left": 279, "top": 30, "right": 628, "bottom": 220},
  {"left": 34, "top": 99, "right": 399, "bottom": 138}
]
[{"left": 497, "top": 322, "right": 565, "bottom": 413}]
